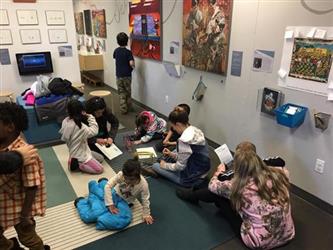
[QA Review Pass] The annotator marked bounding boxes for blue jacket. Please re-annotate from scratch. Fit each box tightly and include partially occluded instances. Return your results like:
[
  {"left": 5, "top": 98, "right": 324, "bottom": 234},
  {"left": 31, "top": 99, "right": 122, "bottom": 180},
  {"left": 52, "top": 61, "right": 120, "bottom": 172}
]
[{"left": 76, "top": 179, "right": 132, "bottom": 230}]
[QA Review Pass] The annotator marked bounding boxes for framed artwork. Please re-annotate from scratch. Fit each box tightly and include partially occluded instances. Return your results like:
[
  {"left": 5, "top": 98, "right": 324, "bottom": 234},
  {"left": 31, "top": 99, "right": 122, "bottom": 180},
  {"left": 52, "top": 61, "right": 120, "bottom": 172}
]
[
  {"left": 129, "top": 0, "right": 162, "bottom": 61},
  {"left": 261, "top": 88, "right": 282, "bottom": 116},
  {"left": 0, "top": 9, "right": 9, "bottom": 25},
  {"left": 45, "top": 10, "right": 65, "bottom": 25},
  {"left": 84, "top": 9, "right": 92, "bottom": 36},
  {"left": 289, "top": 38, "right": 333, "bottom": 83},
  {"left": 48, "top": 29, "right": 67, "bottom": 43},
  {"left": 20, "top": 29, "right": 41, "bottom": 44},
  {"left": 16, "top": 10, "right": 38, "bottom": 25},
  {"left": 13, "top": 0, "right": 36, "bottom": 2},
  {"left": 0, "top": 29, "right": 13, "bottom": 45},
  {"left": 74, "top": 12, "right": 84, "bottom": 34},
  {"left": 92, "top": 9, "right": 106, "bottom": 38},
  {"left": 182, "top": 0, "right": 233, "bottom": 75}
]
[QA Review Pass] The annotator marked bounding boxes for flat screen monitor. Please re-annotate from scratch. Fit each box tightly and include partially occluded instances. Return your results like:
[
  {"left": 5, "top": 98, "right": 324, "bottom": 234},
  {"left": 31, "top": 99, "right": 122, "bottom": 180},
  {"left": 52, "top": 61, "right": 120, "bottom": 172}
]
[{"left": 16, "top": 52, "right": 53, "bottom": 75}]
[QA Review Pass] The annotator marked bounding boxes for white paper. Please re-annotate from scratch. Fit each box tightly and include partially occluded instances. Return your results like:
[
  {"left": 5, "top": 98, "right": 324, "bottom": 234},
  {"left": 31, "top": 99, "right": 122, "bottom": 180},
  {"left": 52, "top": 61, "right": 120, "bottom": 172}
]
[
  {"left": 278, "top": 69, "right": 287, "bottom": 79},
  {"left": 328, "top": 92, "right": 333, "bottom": 101},
  {"left": 328, "top": 82, "right": 333, "bottom": 90},
  {"left": 214, "top": 144, "right": 233, "bottom": 165},
  {"left": 286, "top": 106, "right": 298, "bottom": 115},
  {"left": 306, "top": 28, "right": 316, "bottom": 38},
  {"left": 95, "top": 143, "right": 122, "bottom": 160},
  {"left": 314, "top": 29, "right": 326, "bottom": 39},
  {"left": 284, "top": 30, "right": 294, "bottom": 39},
  {"left": 136, "top": 147, "right": 157, "bottom": 159}
]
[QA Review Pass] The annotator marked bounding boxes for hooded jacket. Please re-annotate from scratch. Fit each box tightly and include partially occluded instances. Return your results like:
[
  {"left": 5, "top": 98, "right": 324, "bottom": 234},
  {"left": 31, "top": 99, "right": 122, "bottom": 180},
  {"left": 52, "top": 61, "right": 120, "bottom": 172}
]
[
  {"left": 59, "top": 114, "right": 98, "bottom": 163},
  {"left": 164, "top": 125, "right": 211, "bottom": 186}
]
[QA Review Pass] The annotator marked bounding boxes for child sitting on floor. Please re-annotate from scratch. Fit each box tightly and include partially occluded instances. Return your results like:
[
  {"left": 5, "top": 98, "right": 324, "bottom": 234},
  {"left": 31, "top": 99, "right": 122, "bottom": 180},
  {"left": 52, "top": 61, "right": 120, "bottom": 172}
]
[
  {"left": 0, "top": 102, "right": 49, "bottom": 250},
  {"left": 59, "top": 99, "right": 104, "bottom": 174},
  {"left": 155, "top": 103, "right": 191, "bottom": 152},
  {"left": 104, "top": 155, "right": 154, "bottom": 224},
  {"left": 132, "top": 111, "right": 167, "bottom": 145}
]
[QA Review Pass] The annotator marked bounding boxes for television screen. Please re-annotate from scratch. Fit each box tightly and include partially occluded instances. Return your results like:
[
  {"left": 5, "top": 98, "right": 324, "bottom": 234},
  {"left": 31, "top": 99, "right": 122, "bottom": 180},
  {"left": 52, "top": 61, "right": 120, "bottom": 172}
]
[{"left": 16, "top": 52, "right": 53, "bottom": 75}]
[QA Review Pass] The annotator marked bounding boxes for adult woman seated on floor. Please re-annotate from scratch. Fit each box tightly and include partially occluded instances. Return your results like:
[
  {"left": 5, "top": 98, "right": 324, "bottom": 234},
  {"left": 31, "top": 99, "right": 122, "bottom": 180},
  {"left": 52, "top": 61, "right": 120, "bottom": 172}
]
[
  {"left": 177, "top": 141, "right": 295, "bottom": 249},
  {"left": 85, "top": 97, "right": 119, "bottom": 155},
  {"left": 150, "top": 107, "right": 211, "bottom": 187}
]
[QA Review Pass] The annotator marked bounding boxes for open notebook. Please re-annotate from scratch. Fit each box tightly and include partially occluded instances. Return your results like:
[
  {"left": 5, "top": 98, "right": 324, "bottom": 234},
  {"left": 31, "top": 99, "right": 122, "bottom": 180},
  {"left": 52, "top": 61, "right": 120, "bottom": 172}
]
[{"left": 95, "top": 143, "right": 123, "bottom": 160}]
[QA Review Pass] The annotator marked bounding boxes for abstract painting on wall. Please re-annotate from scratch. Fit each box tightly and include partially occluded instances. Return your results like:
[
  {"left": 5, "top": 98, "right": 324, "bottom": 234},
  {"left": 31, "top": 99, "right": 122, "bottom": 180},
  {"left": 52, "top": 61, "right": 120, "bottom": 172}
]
[
  {"left": 182, "top": 0, "right": 233, "bottom": 75},
  {"left": 92, "top": 9, "right": 107, "bottom": 38},
  {"left": 129, "top": 0, "right": 162, "bottom": 61},
  {"left": 84, "top": 9, "right": 92, "bottom": 36},
  {"left": 289, "top": 38, "right": 333, "bottom": 83},
  {"left": 74, "top": 12, "right": 84, "bottom": 34}
]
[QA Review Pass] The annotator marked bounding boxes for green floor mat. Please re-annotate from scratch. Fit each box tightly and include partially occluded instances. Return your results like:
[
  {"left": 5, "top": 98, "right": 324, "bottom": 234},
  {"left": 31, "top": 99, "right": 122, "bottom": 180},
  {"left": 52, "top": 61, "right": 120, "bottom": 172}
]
[
  {"left": 39, "top": 147, "right": 77, "bottom": 208},
  {"left": 78, "top": 178, "right": 235, "bottom": 250}
]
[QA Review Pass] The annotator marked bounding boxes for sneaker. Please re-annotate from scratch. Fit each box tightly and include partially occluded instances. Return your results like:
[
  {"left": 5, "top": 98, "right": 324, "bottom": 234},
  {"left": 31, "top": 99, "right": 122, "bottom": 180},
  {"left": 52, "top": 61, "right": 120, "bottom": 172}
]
[
  {"left": 69, "top": 158, "right": 79, "bottom": 171},
  {"left": 141, "top": 167, "right": 159, "bottom": 178},
  {"left": 74, "top": 197, "right": 85, "bottom": 208},
  {"left": 9, "top": 237, "right": 24, "bottom": 250},
  {"left": 176, "top": 187, "right": 199, "bottom": 205}
]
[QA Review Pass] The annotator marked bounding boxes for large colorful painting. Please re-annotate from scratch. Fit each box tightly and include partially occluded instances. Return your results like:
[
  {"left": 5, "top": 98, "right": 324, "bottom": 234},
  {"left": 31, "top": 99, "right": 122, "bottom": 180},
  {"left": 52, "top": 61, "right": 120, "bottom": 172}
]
[
  {"left": 289, "top": 38, "right": 333, "bottom": 83},
  {"left": 129, "top": 0, "right": 161, "bottom": 61},
  {"left": 182, "top": 0, "right": 233, "bottom": 75},
  {"left": 92, "top": 9, "right": 107, "bottom": 38},
  {"left": 74, "top": 12, "right": 84, "bottom": 34}
]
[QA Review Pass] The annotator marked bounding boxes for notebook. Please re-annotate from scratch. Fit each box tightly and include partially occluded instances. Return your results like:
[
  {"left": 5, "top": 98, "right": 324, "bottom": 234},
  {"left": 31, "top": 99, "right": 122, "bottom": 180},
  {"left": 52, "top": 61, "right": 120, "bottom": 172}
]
[
  {"left": 136, "top": 147, "right": 157, "bottom": 159},
  {"left": 95, "top": 143, "right": 123, "bottom": 160}
]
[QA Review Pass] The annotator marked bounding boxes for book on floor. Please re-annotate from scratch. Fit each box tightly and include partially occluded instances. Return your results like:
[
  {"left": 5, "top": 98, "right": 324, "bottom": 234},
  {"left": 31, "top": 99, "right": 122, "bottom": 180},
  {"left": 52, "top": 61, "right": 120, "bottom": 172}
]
[
  {"left": 214, "top": 144, "right": 233, "bottom": 166},
  {"left": 95, "top": 143, "right": 123, "bottom": 160},
  {"left": 136, "top": 147, "right": 157, "bottom": 159}
]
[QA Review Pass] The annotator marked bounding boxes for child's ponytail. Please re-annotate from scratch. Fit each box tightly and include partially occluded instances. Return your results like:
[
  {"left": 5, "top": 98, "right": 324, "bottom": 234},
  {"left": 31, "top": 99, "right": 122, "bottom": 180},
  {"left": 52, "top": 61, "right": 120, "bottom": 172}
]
[{"left": 67, "top": 99, "right": 85, "bottom": 129}]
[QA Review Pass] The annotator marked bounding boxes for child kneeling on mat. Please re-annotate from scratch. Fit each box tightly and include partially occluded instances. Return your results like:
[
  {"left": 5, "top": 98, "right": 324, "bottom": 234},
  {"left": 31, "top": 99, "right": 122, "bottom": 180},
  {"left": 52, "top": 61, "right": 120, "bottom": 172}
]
[{"left": 104, "top": 155, "right": 154, "bottom": 224}]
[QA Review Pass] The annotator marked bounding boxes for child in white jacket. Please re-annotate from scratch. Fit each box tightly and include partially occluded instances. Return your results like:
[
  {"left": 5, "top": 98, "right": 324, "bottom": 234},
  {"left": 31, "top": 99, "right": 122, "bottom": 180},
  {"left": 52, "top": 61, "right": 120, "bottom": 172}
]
[{"left": 59, "top": 99, "right": 104, "bottom": 174}]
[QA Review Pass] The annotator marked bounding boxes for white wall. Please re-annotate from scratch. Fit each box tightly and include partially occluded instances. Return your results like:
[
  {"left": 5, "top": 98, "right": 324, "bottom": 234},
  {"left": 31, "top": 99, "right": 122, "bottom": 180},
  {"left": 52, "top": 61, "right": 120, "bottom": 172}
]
[
  {"left": 0, "top": 0, "right": 80, "bottom": 96},
  {"left": 80, "top": 0, "right": 333, "bottom": 205}
]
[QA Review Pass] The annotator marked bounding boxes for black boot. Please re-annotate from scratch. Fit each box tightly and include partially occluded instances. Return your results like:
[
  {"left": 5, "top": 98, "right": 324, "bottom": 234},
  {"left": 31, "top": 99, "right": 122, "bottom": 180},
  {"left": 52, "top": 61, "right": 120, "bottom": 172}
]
[{"left": 176, "top": 187, "right": 199, "bottom": 205}]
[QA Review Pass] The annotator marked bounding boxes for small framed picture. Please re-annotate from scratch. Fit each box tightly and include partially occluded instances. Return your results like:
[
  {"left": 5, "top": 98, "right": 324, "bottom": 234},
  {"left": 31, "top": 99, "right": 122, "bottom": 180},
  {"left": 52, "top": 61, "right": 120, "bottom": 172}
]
[
  {"left": 0, "top": 29, "right": 13, "bottom": 45},
  {"left": 20, "top": 29, "right": 41, "bottom": 44},
  {"left": 48, "top": 29, "right": 67, "bottom": 43},
  {"left": 261, "top": 87, "right": 282, "bottom": 116},
  {"left": 45, "top": 10, "right": 65, "bottom": 25},
  {"left": 16, "top": 9, "right": 38, "bottom": 25},
  {"left": 0, "top": 9, "right": 9, "bottom": 25}
]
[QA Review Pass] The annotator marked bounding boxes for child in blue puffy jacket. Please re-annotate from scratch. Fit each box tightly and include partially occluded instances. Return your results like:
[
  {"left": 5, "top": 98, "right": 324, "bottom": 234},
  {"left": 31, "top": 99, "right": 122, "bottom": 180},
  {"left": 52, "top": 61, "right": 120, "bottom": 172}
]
[
  {"left": 74, "top": 156, "right": 153, "bottom": 230},
  {"left": 104, "top": 156, "right": 154, "bottom": 224}
]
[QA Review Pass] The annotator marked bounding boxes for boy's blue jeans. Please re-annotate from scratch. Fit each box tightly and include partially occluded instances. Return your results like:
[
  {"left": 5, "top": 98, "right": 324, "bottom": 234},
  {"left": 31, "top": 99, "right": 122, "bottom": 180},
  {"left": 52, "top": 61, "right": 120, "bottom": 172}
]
[{"left": 152, "top": 162, "right": 181, "bottom": 185}]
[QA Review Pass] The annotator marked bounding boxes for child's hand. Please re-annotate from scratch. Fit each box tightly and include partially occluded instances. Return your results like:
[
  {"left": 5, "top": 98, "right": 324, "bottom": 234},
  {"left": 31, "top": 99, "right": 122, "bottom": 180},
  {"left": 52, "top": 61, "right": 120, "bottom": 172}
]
[
  {"left": 162, "top": 148, "right": 171, "bottom": 156},
  {"left": 108, "top": 205, "right": 119, "bottom": 214},
  {"left": 133, "top": 140, "right": 141, "bottom": 145},
  {"left": 97, "top": 138, "right": 107, "bottom": 145},
  {"left": 160, "top": 160, "right": 166, "bottom": 168},
  {"left": 15, "top": 145, "right": 37, "bottom": 166},
  {"left": 106, "top": 138, "right": 113, "bottom": 145},
  {"left": 214, "top": 163, "right": 226, "bottom": 177},
  {"left": 143, "top": 215, "right": 154, "bottom": 224}
]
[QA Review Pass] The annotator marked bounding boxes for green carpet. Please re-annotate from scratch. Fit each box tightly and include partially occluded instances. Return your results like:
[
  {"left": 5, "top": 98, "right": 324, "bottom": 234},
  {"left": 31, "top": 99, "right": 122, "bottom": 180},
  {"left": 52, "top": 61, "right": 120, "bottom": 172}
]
[
  {"left": 38, "top": 147, "right": 77, "bottom": 208},
  {"left": 78, "top": 178, "right": 235, "bottom": 250}
]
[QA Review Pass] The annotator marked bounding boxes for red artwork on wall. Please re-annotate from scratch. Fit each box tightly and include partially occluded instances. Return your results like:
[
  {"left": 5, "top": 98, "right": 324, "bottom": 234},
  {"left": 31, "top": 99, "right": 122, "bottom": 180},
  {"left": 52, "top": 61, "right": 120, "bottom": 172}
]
[{"left": 129, "top": 0, "right": 162, "bottom": 61}]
